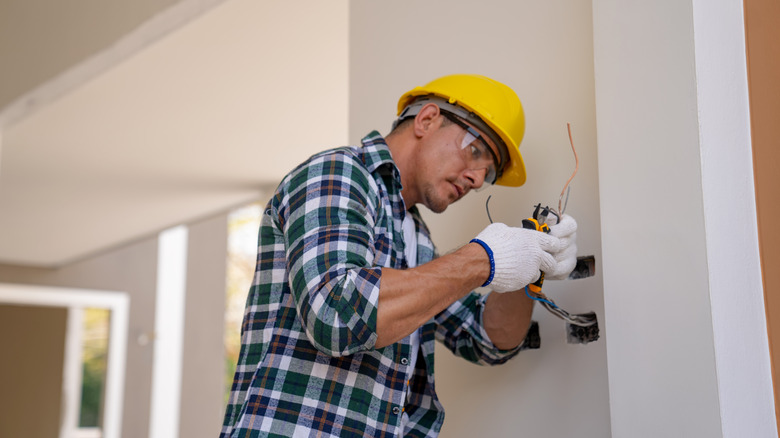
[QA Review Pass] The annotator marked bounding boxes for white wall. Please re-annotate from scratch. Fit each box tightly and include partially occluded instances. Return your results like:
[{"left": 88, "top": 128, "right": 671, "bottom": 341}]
[
  {"left": 593, "top": 0, "right": 776, "bottom": 436},
  {"left": 692, "top": 1, "right": 776, "bottom": 435},
  {"left": 350, "top": 2, "right": 610, "bottom": 436},
  {"left": 593, "top": 2, "right": 721, "bottom": 435}
]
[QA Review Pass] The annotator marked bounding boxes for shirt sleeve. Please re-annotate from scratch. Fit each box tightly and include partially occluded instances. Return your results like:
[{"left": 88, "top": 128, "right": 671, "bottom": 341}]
[
  {"left": 434, "top": 291, "right": 533, "bottom": 365},
  {"left": 278, "top": 151, "right": 383, "bottom": 357}
]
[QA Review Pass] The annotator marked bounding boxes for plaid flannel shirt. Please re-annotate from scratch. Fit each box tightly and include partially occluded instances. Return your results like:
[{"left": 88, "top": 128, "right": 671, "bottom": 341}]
[{"left": 221, "top": 131, "right": 530, "bottom": 438}]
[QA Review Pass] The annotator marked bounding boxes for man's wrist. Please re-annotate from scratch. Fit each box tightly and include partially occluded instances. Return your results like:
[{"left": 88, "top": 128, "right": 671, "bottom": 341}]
[
  {"left": 469, "top": 239, "right": 494, "bottom": 287},
  {"left": 462, "top": 241, "right": 493, "bottom": 289}
]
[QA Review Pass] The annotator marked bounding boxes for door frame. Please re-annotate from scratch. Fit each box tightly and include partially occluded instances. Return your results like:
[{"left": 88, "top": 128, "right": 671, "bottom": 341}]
[{"left": 0, "top": 283, "right": 129, "bottom": 438}]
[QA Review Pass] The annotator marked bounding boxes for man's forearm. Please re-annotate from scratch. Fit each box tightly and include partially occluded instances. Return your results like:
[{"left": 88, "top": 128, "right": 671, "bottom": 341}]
[
  {"left": 375, "top": 242, "right": 490, "bottom": 348},
  {"left": 482, "top": 289, "right": 535, "bottom": 350}
]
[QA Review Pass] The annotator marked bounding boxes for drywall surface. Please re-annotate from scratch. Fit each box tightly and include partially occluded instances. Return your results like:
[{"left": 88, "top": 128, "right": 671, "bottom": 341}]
[
  {"left": 593, "top": 1, "right": 720, "bottom": 435},
  {"left": 350, "top": 1, "right": 609, "bottom": 437},
  {"left": 180, "top": 213, "right": 229, "bottom": 437},
  {"left": 692, "top": 0, "right": 777, "bottom": 435}
]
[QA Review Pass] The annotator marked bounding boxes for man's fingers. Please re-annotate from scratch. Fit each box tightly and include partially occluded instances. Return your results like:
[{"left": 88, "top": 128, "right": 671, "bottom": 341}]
[
  {"left": 539, "top": 251, "right": 557, "bottom": 274},
  {"left": 537, "top": 233, "right": 566, "bottom": 253},
  {"left": 547, "top": 244, "right": 578, "bottom": 280},
  {"left": 550, "top": 215, "right": 577, "bottom": 238}
]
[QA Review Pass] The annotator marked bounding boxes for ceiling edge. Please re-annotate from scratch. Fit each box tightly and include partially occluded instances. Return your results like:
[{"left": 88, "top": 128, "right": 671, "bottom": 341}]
[{"left": 0, "top": 0, "right": 229, "bottom": 129}]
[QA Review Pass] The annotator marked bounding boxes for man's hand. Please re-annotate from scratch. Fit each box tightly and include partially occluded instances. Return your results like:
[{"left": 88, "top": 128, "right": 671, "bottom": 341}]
[
  {"left": 472, "top": 223, "right": 562, "bottom": 292},
  {"left": 546, "top": 214, "right": 578, "bottom": 280}
]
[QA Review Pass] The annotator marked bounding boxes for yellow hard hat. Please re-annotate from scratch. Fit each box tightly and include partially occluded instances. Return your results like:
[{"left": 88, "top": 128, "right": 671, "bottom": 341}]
[{"left": 397, "top": 74, "right": 526, "bottom": 187}]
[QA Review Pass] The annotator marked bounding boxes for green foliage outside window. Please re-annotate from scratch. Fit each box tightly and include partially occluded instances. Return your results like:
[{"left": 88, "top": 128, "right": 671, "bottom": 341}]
[{"left": 79, "top": 308, "right": 109, "bottom": 427}]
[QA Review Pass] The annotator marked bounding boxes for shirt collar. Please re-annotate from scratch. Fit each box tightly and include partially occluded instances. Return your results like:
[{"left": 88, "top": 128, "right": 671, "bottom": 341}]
[{"left": 360, "top": 131, "right": 402, "bottom": 184}]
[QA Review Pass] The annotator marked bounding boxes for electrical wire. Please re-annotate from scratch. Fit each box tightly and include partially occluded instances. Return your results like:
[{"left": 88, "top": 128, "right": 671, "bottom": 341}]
[
  {"left": 557, "top": 123, "right": 579, "bottom": 217},
  {"left": 526, "top": 286, "right": 597, "bottom": 327},
  {"left": 485, "top": 195, "right": 494, "bottom": 224},
  {"left": 541, "top": 300, "right": 597, "bottom": 326},
  {"left": 525, "top": 285, "right": 557, "bottom": 308},
  {"left": 485, "top": 124, "right": 579, "bottom": 225}
]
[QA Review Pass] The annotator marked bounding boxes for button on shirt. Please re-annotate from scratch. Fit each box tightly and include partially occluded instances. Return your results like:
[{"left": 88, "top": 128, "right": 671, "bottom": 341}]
[
  {"left": 220, "top": 131, "right": 530, "bottom": 438},
  {"left": 400, "top": 212, "right": 421, "bottom": 433}
]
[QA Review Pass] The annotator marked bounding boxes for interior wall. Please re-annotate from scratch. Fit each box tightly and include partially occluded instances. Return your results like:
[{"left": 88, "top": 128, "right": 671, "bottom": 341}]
[
  {"left": 744, "top": 0, "right": 780, "bottom": 426},
  {"left": 594, "top": 0, "right": 776, "bottom": 436},
  {"left": 0, "top": 304, "right": 67, "bottom": 438},
  {"left": 592, "top": 1, "right": 721, "bottom": 436},
  {"left": 180, "top": 213, "right": 229, "bottom": 437},
  {"left": 349, "top": 1, "right": 609, "bottom": 436},
  {"left": 0, "top": 237, "right": 159, "bottom": 438},
  {"left": 692, "top": 0, "right": 776, "bottom": 435}
]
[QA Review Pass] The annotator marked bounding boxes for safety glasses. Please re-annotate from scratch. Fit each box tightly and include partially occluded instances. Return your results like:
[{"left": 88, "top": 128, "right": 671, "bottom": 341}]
[{"left": 441, "top": 112, "right": 500, "bottom": 185}]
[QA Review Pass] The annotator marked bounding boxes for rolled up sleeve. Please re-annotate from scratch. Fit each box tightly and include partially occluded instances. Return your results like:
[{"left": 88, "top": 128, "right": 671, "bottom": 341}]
[{"left": 280, "top": 153, "right": 383, "bottom": 357}]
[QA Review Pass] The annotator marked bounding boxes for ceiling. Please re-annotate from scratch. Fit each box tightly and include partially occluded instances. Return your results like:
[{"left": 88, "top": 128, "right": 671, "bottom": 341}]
[{"left": 0, "top": 0, "right": 349, "bottom": 267}]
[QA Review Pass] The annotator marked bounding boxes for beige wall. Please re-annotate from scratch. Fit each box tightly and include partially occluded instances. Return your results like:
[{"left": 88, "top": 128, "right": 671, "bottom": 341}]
[
  {"left": 180, "top": 213, "right": 229, "bottom": 437},
  {"left": 0, "top": 237, "right": 159, "bottom": 437},
  {"left": 0, "top": 304, "right": 67, "bottom": 438},
  {"left": 350, "top": 1, "right": 609, "bottom": 436}
]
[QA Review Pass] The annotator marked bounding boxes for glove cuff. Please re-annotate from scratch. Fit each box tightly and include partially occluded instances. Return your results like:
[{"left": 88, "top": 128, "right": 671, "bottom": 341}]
[{"left": 470, "top": 238, "right": 495, "bottom": 287}]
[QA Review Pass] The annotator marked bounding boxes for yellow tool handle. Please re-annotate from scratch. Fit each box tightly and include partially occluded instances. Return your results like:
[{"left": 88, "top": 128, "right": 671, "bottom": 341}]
[{"left": 522, "top": 215, "right": 550, "bottom": 293}]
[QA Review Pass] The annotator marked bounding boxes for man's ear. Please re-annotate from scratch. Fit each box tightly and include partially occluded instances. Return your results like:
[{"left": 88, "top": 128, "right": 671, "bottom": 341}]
[{"left": 413, "top": 103, "right": 442, "bottom": 138}]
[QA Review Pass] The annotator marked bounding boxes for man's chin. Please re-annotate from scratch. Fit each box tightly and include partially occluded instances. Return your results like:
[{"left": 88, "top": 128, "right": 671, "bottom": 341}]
[
  {"left": 421, "top": 186, "right": 461, "bottom": 213},
  {"left": 424, "top": 196, "right": 457, "bottom": 214},
  {"left": 421, "top": 196, "right": 447, "bottom": 214},
  {"left": 423, "top": 202, "right": 446, "bottom": 214}
]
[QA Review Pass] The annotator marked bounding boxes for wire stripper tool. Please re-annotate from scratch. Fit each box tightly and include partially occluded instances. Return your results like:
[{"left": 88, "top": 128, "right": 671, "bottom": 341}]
[{"left": 523, "top": 204, "right": 599, "bottom": 344}]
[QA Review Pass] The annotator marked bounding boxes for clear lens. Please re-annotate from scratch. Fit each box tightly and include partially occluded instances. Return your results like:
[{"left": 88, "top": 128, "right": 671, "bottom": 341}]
[
  {"left": 461, "top": 132, "right": 478, "bottom": 150},
  {"left": 458, "top": 129, "right": 497, "bottom": 184},
  {"left": 444, "top": 111, "right": 499, "bottom": 185}
]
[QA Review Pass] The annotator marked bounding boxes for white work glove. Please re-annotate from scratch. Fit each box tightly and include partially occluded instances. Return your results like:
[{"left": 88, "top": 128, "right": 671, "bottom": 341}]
[
  {"left": 545, "top": 214, "right": 578, "bottom": 280},
  {"left": 471, "top": 223, "right": 560, "bottom": 293}
]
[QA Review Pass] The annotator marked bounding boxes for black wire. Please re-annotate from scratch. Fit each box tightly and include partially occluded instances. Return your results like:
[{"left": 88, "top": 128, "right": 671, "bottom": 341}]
[{"left": 485, "top": 195, "right": 494, "bottom": 224}]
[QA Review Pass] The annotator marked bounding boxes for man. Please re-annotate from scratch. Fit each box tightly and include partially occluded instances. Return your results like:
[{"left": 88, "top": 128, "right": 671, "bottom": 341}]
[{"left": 221, "top": 74, "right": 578, "bottom": 437}]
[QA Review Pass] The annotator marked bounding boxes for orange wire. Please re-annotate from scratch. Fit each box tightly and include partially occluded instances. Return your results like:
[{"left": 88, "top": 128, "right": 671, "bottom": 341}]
[{"left": 557, "top": 123, "right": 579, "bottom": 216}]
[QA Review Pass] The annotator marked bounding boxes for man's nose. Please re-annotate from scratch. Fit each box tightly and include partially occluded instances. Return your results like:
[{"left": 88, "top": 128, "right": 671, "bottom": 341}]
[{"left": 462, "top": 167, "right": 487, "bottom": 190}]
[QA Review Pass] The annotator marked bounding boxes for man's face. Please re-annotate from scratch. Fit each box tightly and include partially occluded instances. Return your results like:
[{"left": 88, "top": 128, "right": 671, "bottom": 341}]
[{"left": 415, "top": 114, "right": 502, "bottom": 213}]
